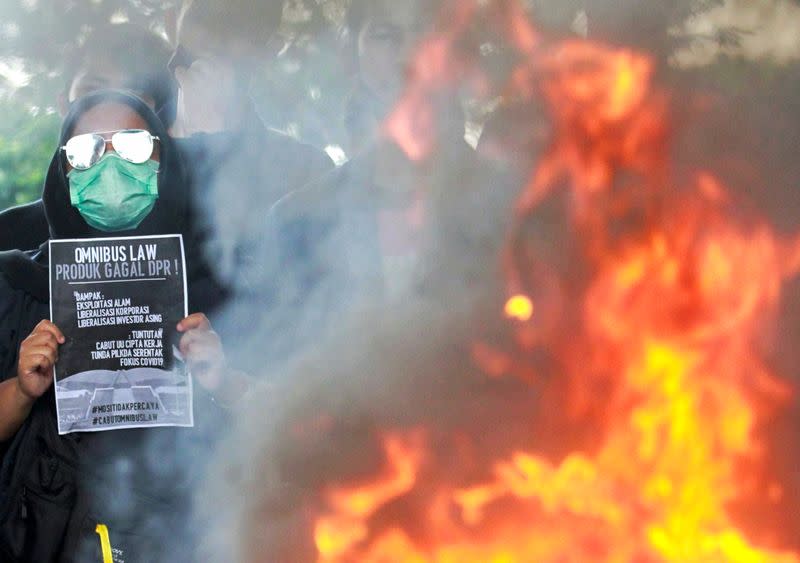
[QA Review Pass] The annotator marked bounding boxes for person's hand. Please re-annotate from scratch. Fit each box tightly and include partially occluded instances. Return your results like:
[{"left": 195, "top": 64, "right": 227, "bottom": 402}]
[
  {"left": 177, "top": 313, "right": 226, "bottom": 392},
  {"left": 16, "top": 320, "right": 64, "bottom": 401}
]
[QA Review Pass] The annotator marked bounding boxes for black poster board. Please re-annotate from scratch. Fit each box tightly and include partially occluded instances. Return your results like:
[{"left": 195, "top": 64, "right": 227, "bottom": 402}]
[{"left": 49, "top": 235, "right": 192, "bottom": 434}]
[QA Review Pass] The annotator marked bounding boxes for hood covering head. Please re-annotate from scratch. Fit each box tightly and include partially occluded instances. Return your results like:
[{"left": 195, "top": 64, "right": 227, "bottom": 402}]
[
  {"left": 43, "top": 89, "right": 189, "bottom": 240},
  {"left": 0, "top": 90, "right": 228, "bottom": 310}
]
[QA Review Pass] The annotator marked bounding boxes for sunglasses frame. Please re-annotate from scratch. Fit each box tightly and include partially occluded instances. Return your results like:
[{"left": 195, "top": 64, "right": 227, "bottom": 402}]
[{"left": 62, "top": 129, "right": 160, "bottom": 170}]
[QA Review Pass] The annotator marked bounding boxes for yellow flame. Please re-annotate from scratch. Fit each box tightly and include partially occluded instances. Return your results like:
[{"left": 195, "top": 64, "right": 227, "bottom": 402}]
[{"left": 504, "top": 295, "right": 534, "bottom": 321}]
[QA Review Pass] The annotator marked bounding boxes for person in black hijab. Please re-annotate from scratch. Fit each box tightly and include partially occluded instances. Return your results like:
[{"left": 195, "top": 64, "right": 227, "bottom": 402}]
[{"left": 0, "top": 90, "right": 245, "bottom": 562}]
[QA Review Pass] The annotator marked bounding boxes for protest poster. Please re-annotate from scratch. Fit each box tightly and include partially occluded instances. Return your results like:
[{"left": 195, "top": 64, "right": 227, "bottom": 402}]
[{"left": 49, "top": 234, "right": 191, "bottom": 434}]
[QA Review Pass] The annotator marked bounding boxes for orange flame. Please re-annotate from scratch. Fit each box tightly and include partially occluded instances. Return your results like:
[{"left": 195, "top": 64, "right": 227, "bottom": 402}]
[
  {"left": 309, "top": 1, "right": 800, "bottom": 561},
  {"left": 315, "top": 432, "right": 424, "bottom": 561},
  {"left": 384, "top": 0, "right": 480, "bottom": 161}
]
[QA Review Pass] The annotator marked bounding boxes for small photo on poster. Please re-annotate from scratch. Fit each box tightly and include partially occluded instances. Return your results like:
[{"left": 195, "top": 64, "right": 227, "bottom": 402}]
[{"left": 49, "top": 234, "right": 192, "bottom": 434}]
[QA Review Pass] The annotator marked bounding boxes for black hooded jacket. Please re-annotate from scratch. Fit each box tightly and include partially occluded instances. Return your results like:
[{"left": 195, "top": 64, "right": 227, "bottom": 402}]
[{"left": 0, "top": 90, "right": 224, "bottom": 563}]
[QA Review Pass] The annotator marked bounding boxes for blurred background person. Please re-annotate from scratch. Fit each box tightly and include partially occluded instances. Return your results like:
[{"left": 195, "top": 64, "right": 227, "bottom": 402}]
[
  {"left": 343, "top": 0, "right": 441, "bottom": 155},
  {"left": 62, "top": 23, "right": 178, "bottom": 127},
  {"left": 259, "top": 0, "right": 512, "bottom": 367},
  {"left": 166, "top": 0, "right": 334, "bottom": 293},
  {"left": 342, "top": 0, "right": 482, "bottom": 295},
  {"left": 0, "top": 22, "right": 178, "bottom": 252}
]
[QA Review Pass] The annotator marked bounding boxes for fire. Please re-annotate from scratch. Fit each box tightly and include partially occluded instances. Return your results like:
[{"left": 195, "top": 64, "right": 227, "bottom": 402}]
[
  {"left": 516, "top": 40, "right": 668, "bottom": 219},
  {"left": 384, "top": 0, "right": 480, "bottom": 161},
  {"left": 504, "top": 294, "right": 534, "bottom": 322},
  {"left": 315, "top": 432, "right": 424, "bottom": 561},
  {"left": 304, "top": 1, "right": 799, "bottom": 561}
]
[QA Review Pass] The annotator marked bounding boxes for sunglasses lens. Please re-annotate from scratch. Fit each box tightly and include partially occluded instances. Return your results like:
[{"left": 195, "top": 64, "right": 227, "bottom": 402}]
[
  {"left": 112, "top": 130, "right": 154, "bottom": 164},
  {"left": 65, "top": 133, "right": 105, "bottom": 170}
]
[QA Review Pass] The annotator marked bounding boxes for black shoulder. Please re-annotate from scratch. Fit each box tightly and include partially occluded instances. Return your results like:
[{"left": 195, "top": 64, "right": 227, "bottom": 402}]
[
  {"left": 262, "top": 128, "right": 334, "bottom": 178},
  {"left": 266, "top": 163, "right": 365, "bottom": 275},
  {"left": 0, "top": 248, "right": 50, "bottom": 382},
  {"left": 270, "top": 161, "right": 359, "bottom": 225},
  {"left": 0, "top": 247, "right": 49, "bottom": 302},
  {"left": 0, "top": 200, "right": 49, "bottom": 252},
  {"left": 0, "top": 269, "right": 20, "bottom": 315},
  {"left": 0, "top": 270, "right": 30, "bottom": 382}
]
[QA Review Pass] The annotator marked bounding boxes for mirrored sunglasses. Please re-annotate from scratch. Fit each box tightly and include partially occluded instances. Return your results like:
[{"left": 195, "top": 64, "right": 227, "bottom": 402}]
[{"left": 62, "top": 129, "right": 159, "bottom": 170}]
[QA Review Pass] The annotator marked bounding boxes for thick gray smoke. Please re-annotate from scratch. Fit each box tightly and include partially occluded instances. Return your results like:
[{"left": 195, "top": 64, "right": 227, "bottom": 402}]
[
  {"left": 183, "top": 0, "right": 800, "bottom": 561},
  {"left": 11, "top": 0, "right": 794, "bottom": 560},
  {"left": 197, "top": 296, "right": 542, "bottom": 562}
]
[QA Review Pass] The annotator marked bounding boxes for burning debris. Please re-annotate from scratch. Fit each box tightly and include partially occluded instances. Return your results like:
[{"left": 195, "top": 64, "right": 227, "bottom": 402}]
[{"left": 200, "top": 1, "right": 800, "bottom": 561}]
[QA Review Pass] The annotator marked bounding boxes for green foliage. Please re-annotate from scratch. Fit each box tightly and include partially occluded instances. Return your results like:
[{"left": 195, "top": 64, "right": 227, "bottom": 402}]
[{"left": 0, "top": 97, "right": 59, "bottom": 209}]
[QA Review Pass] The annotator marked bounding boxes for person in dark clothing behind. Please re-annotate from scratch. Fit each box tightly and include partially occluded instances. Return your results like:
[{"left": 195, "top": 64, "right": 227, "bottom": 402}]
[
  {"left": 262, "top": 0, "right": 513, "bottom": 364},
  {"left": 0, "top": 23, "right": 178, "bottom": 253},
  {"left": 167, "top": 0, "right": 334, "bottom": 293},
  {"left": 0, "top": 90, "right": 247, "bottom": 562},
  {"left": 477, "top": 97, "right": 551, "bottom": 185}
]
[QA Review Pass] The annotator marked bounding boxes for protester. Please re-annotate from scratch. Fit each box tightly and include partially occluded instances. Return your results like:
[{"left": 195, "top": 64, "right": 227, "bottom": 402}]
[
  {"left": 263, "top": 0, "right": 510, "bottom": 362},
  {"left": 167, "top": 0, "right": 334, "bottom": 291},
  {"left": 63, "top": 23, "right": 178, "bottom": 125},
  {"left": 0, "top": 23, "right": 178, "bottom": 253},
  {"left": 343, "top": 0, "right": 441, "bottom": 156},
  {"left": 0, "top": 90, "right": 246, "bottom": 562}
]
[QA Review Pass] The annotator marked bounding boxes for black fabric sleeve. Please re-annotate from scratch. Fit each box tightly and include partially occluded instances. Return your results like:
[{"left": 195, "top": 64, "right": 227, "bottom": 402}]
[
  {"left": 0, "top": 275, "right": 25, "bottom": 383},
  {"left": 0, "top": 200, "right": 49, "bottom": 252}
]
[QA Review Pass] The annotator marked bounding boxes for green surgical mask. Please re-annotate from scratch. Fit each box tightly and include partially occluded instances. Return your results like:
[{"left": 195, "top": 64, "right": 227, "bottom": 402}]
[{"left": 68, "top": 153, "right": 159, "bottom": 232}]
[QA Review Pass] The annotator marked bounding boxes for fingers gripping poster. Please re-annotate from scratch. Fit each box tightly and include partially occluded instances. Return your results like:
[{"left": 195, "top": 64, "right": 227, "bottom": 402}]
[{"left": 49, "top": 235, "right": 192, "bottom": 434}]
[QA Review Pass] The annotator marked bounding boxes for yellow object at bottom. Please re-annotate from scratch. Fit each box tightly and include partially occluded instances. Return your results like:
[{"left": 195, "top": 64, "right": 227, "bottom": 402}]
[{"left": 95, "top": 523, "right": 113, "bottom": 563}]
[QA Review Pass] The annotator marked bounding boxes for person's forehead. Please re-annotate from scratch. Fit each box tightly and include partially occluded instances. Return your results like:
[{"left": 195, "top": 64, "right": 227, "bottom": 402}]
[
  {"left": 71, "top": 103, "right": 149, "bottom": 136},
  {"left": 176, "top": 1, "right": 264, "bottom": 58},
  {"left": 178, "top": 24, "right": 256, "bottom": 62},
  {"left": 68, "top": 65, "right": 125, "bottom": 99},
  {"left": 68, "top": 60, "right": 157, "bottom": 108}
]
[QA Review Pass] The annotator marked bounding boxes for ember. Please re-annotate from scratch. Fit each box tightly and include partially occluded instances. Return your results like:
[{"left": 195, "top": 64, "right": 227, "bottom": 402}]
[{"left": 504, "top": 295, "right": 534, "bottom": 322}]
